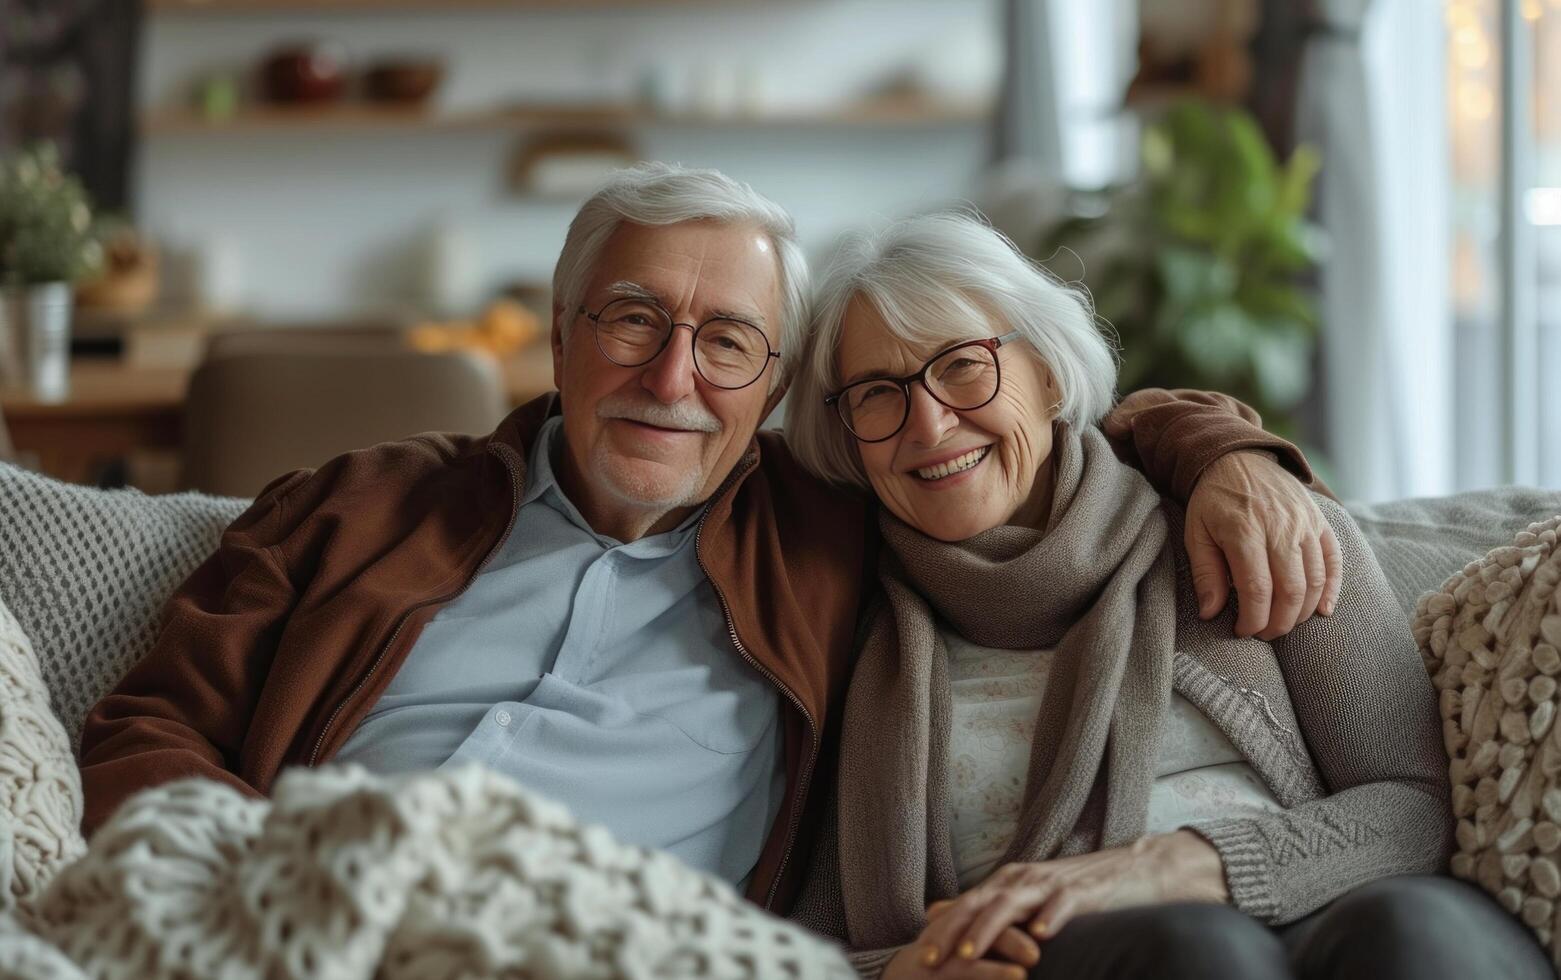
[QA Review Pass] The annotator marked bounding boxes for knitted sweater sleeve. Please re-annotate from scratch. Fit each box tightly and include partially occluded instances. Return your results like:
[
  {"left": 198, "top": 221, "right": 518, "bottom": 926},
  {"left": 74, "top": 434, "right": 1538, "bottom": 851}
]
[{"left": 1188, "top": 494, "right": 1454, "bottom": 924}]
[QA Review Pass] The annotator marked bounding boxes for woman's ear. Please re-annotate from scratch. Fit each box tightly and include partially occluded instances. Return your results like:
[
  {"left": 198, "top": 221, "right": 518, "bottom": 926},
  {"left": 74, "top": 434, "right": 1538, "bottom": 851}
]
[{"left": 1041, "top": 364, "right": 1063, "bottom": 419}]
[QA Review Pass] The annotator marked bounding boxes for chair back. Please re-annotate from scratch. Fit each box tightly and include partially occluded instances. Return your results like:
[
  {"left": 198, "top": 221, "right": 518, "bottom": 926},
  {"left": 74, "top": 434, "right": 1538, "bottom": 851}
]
[
  {"left": 180, "top": 346, "right": 507, "bottom": 497},
  {"left": 203, "top": 321, "right": 409, "bottom": 361}
]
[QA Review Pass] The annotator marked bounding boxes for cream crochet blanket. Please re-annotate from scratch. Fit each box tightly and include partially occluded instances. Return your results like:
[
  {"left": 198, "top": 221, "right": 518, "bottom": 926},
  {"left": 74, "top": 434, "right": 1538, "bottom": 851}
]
[
  {"left": 0, "top": 601, "right": 84, "bottom": 926},
  {"left": 0, "top": 763, "right": 853, "bottom": 980}
]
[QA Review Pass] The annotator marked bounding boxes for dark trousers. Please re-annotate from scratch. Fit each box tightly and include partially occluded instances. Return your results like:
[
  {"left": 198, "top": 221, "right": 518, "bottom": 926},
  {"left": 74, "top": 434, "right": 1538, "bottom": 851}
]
[{"left": 1031, "top": 876, "right": 1554, "bottom": 980}]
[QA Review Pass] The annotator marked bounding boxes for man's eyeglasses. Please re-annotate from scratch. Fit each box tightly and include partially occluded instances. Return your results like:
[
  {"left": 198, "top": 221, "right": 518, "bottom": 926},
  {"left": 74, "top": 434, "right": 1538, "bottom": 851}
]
[
  {"left": 824, "top": 332, "right": 1022, "bottom": 443},
  {"left": 577, "top": 297, "right": 779, "bottom": 391}
]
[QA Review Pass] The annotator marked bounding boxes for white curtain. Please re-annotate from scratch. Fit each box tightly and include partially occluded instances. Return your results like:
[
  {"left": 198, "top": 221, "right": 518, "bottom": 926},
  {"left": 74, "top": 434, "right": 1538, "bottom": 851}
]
[
  {"left": 995, "top": 0, "right": 1065, "bottom": 174},
  {"left": 993, "top": 0, "right": 1136, "bottom": 189},
  {"left": 1297, "top": 0, "right": 1453, "bottom": 502}
]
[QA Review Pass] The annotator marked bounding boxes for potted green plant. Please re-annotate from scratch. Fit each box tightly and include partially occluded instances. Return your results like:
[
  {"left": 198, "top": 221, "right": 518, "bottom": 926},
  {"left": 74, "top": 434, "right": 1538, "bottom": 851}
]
[
  {"left": 1035, "top": 101, "right": 1323, "bottom": 437},
  {"left": 0, "top": 142, "right": 102, "bottom": 400}
]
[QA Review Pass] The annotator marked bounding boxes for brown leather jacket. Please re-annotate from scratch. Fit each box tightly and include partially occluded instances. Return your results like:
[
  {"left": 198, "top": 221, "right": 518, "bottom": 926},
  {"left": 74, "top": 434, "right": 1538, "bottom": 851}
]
[{"left": 78, "top": 388, "right": 1309, "bottom": 912}]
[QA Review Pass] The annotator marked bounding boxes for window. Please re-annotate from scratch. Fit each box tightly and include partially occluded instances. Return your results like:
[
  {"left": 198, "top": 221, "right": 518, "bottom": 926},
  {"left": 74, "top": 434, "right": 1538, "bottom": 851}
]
[{"left": 1446, "top": 0, "right": 1560, "bottom": 488}]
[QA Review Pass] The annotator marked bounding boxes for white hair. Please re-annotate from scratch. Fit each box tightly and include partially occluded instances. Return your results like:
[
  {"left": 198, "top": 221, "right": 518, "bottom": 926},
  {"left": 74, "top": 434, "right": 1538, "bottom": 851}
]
[
  {"left": 786, "top": 210, "right": 1119, "bottom": 488},
  {"left": 552, "top": 162, "right": 809, "bottom": 390}
]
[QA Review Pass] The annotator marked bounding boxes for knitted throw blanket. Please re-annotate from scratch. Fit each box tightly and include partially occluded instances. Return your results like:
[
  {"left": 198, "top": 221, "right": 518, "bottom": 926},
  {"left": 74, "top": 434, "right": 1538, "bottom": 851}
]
[
  {"left": 0, "top": 764, "right": 854, "bottom": 980},
  {"left": 0, "top": 600, "right": 84, "bottom": 926}
]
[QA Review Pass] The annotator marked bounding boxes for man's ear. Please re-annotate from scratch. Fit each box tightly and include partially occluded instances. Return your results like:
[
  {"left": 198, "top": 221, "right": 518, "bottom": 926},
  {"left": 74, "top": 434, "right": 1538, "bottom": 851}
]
[
  {"left": 551, "top": 301, "right": 567, "bottom": 392},
  {"left": 761, "top": 375, "right": 790, "bottom": 421}
]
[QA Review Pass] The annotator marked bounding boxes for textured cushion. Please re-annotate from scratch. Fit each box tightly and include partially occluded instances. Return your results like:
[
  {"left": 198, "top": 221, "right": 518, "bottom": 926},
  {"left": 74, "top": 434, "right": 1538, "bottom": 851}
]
[
  {"left": 0, "top": 595, "right": 85, "bottom": 924},
  {"left": 1418, "top": 514, "right": 1561, "bottom": 968},
  {"left": 0, "top": 464, "right": 248, "bottom": 751},
  {"left": 1349, "top": 487, "right": 1561, "bottom": 620}
]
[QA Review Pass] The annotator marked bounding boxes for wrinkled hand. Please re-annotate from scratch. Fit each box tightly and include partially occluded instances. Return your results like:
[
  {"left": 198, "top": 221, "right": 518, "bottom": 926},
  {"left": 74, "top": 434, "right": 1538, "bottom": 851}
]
[
  {"left": 1186, "top": 451, "right": 1341, "bottom": 640},
  {"left": 882, "top": 924, "right": 1037, "bottom": 980},
  {"left": 912, "top": 831, "right": 1228, "bottom": 967}
]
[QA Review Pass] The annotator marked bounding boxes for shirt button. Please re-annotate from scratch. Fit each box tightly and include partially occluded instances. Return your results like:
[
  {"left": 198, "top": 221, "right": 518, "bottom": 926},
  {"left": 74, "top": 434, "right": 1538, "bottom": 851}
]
[{"left": 495, "top": 709, "right": 513, "bottom": 727}]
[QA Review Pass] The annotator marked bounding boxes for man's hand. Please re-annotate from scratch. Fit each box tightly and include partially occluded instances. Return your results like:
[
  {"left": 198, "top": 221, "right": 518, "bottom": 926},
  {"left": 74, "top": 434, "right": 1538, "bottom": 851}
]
[{"left": 1185, "top": 451, "right": 1341, "bottom": 640}]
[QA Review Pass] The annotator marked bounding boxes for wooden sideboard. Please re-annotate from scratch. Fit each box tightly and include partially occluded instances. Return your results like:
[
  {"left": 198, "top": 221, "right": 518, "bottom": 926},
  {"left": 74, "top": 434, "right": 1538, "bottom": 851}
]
[{"left": 0, "top": 344, "right": 555, "bottom": 488}]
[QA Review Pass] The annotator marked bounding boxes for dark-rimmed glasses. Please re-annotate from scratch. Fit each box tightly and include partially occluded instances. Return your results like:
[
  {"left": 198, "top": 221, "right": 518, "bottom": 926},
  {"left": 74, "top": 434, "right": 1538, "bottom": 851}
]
[
  {"left": 577, "top": 297, "right": 779, "bottom": 391},
  {"left": 824, "top": 331, "right": 1022, "bottom": 442}
]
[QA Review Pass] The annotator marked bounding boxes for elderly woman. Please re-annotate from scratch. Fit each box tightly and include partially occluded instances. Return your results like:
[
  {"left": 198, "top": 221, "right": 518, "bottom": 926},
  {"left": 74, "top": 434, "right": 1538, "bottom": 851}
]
[{"left": 785, "top": 213, "right": 1549, "bottom": 980}]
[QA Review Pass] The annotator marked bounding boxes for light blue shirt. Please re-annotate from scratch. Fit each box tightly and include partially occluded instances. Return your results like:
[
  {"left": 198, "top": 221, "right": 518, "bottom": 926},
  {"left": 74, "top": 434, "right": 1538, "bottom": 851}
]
[{"left": 336, "top": 416, "right": 785, "bottom": 886}]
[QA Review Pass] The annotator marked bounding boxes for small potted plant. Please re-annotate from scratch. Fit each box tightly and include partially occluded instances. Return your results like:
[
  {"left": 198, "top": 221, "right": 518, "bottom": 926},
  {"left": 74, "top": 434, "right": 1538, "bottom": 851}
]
[{"left": 0, "top": 142, "right": 102, "bottom": 400}]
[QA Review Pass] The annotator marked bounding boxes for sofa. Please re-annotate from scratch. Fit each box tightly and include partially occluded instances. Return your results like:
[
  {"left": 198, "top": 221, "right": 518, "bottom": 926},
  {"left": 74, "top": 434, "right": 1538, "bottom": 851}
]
[
  {"left": 0, "top": 460, "right": 1559, "bottom": 978},
  {"left": 2, "top": 460, "right": 1555, "bottom": 756}
]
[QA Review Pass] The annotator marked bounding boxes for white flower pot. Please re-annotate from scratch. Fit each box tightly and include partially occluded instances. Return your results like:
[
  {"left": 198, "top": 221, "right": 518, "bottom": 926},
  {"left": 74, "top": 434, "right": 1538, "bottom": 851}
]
[{"left": 0, "top": 282, "right": 73, "bottom": 402}]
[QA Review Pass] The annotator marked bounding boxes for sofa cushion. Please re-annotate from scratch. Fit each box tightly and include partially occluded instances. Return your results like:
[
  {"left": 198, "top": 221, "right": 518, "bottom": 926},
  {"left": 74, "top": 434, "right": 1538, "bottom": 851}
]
[
  {"left": 1418, "top": 514, "right": 1561, "bottom": 966},
  {"left": 0, "top": 464, "right": 248, "bottom": 751},
  {"left": 0, "top": 594, "right": 85, "bottom": 922},
  {"left": 1348, "top": 487, "right": 1561, "bottom": 620}
]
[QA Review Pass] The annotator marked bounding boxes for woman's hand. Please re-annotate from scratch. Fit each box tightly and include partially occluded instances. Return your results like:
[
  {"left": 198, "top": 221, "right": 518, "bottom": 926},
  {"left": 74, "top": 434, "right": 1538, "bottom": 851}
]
[
  {"left": 915, "top": 831, "right": 1229, "bottom": 966},
  {"left": 882, "top": 923, "right": 1039, "bottom": 980}
]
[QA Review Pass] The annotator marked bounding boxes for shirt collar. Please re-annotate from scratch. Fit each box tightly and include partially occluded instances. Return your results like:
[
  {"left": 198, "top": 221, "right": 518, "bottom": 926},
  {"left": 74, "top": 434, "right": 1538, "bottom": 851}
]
[
  {"left": 522, "top": 415, "right": 707, "bottom": 546},
  {"left": 520, "top": 415, "right": 567, "bottom": 510}
]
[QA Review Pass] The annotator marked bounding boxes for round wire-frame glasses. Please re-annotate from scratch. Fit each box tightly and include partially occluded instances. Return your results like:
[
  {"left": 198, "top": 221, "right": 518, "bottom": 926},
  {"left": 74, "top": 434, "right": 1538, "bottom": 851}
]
[
  {"left": 576, "top": 296, "right": 780, "bottom": 391},
  {"left": 823, "top": 331, "right": 1022, "bottom": 443}
]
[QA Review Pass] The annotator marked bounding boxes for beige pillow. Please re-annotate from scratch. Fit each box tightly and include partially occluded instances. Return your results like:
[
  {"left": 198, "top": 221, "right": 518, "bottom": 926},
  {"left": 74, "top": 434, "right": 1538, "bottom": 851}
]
[
  {"left": 0, "top": 596, "right": 85, "bottom": 923},
  {"left": 1419, "top": 513, "right": 1561, "bottom": 967}
]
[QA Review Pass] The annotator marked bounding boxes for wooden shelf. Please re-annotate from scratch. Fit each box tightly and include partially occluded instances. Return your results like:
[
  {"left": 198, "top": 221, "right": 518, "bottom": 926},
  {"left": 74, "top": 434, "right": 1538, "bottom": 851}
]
[
  {"left": 142, "top": 103, "right": 638, "bottom": 135},
  {"left": 141, "top": 99, "right": 991, "bottom": 136},
  {"left": 149, "top": 0, "right": 746, "bottom": 11}
]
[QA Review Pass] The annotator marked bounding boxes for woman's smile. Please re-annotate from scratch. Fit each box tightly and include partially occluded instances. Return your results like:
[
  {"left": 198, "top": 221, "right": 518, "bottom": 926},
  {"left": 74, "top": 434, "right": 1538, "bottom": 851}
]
[{"left": 910, "top": 444, "right": 992, "bottom": 483}]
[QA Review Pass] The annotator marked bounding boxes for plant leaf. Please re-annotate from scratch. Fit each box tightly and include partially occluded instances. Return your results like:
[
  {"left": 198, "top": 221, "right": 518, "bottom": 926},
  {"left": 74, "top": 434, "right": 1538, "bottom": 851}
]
[
  {"left": 1278, "top": 144, "right": 1322, "bottom": 216},
  {"left": 1157, "top": 248, "right": 1237, "bottom": 306},
  {"left": 1250, "top": 322, "right": 1314, "bottom": 409},
  {"left": 1174, "top": 305, "right": 1253, "bottom": 378}
]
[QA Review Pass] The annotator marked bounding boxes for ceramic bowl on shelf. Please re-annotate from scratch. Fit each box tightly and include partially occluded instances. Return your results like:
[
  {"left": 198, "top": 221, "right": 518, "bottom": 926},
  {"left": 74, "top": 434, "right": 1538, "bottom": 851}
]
[
  {"left": 363, "top": 59, "right": 444, "bottom": 105},
  {"left": 260, "top": 42, "right": 348, "bottom": 104}
]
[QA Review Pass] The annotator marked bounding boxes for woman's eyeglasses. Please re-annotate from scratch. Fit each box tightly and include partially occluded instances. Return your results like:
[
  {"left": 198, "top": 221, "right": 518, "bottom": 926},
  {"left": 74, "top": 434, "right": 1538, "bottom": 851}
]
[{"left": 824, "top": 332, "right": 1021, "bottom": 443}]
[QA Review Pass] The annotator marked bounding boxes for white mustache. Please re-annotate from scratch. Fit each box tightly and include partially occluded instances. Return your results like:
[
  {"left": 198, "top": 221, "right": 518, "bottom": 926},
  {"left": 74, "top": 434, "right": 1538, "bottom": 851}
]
[{"left": 597, "top": 396, "right": 723, "bottom": 433}]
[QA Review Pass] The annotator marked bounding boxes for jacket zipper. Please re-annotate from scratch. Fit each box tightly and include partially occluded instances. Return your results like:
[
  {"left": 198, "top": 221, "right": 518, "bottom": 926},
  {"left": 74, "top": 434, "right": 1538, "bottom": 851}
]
[
  {"left": 308, "top": 442, "right": 526, "bottom": 767},
  {"left": 693, "top": 451, "right": 821, "bottom": 912}
]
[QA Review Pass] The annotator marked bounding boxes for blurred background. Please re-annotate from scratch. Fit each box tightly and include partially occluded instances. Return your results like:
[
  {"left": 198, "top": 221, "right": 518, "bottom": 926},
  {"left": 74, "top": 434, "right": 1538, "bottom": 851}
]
[{"left": 0, "top": 0, "right": 1555, "bottom": 502}]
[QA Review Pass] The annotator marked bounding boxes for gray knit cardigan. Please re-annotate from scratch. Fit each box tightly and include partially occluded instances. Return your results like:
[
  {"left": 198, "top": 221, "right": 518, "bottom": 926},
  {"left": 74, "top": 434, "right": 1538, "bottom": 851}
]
[{"left": 791, "top": 496, "right": 1454, "bottom": 974}]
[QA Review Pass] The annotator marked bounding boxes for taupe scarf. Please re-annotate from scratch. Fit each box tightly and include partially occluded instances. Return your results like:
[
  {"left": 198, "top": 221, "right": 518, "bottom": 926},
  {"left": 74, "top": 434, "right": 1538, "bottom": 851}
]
[{"left": 836, "top": 423, "right": 1180, "bottom": 950}]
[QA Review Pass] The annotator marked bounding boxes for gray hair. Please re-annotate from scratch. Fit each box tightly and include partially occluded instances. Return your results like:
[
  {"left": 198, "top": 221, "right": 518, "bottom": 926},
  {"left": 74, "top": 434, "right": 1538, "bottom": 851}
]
[
  {"left": 552, "top": 162, "right": 809, "bottom": 390},
  {"left": 786, "top": 210, "right": 1118, "bottom": 488}
]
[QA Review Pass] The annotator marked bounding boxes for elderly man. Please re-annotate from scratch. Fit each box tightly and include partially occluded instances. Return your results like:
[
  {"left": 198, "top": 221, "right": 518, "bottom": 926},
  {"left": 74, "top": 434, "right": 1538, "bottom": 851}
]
[{"left": 79, "top": 164, "right": 1334, "bottom": 913}]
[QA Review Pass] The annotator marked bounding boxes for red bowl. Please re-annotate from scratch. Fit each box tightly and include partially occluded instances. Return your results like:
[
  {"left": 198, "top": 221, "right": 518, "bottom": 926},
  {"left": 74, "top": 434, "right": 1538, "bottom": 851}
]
[
  {"left": 261, "top": 43, "right": 348, "bottom": 104},
  {"left": 364, "top": 60, "right": 444, "bottom": 104}
]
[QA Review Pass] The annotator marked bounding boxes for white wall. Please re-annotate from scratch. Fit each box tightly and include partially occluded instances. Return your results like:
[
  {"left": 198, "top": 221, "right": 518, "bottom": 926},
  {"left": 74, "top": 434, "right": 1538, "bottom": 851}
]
[{"left": 134, "top": 0, "right": 1001, "bottom": 319}]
